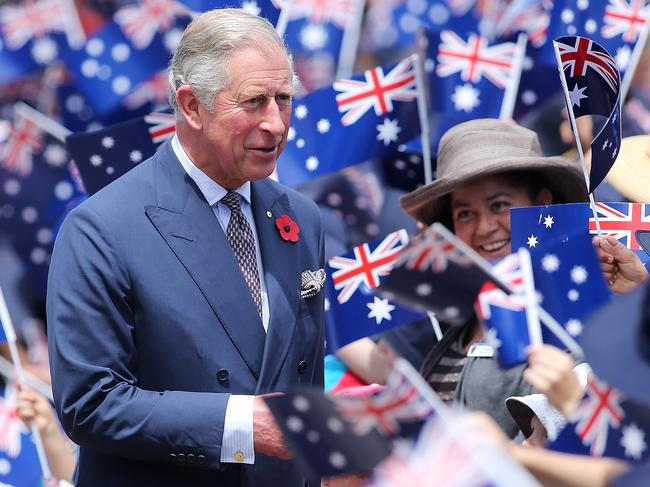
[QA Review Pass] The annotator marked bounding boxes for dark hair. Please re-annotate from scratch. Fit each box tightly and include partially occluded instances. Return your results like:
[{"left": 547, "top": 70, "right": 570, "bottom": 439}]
[{"left": 438, "top": 169, "right": 553, "bottom": 232}]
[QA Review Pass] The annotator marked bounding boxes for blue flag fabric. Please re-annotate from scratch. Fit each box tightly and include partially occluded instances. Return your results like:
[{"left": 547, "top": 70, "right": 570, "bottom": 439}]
[
  {"left": 551, "top": 377, "right": 650, "bottom": 463},
  {"left": 555, "top": 35, "right": 622, "bottom": 192},
  {"left": 276, "top": 56, "right": 421, "bottom": 187},
  {"left": 66, "top": 112, "right": 175, "bottom": 195},
  {"left": 179, "top": 0, "right": 280, "bottom": 24},
  {"left": 0, "top": 383, "right": 43, "bottom": 487},
  {"left": 265, "top": 390, "right": 392, "bottom": 481},
  {"left": 510, "top": 204, "right": 612, "bottom": 345},
  {"left": 325, "top": 230, "right": 425, "bottom": 351},
  {"left": 61, "top": 19, "right": 173, "bottom": 115}
]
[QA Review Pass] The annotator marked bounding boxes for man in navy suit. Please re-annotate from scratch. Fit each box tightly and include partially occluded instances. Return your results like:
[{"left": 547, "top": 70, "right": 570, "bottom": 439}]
[{"left": 47, "top": 9, "right": 325, "bottom": 486}]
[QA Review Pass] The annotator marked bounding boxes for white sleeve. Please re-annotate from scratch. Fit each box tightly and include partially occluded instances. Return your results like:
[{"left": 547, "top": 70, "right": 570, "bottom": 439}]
[{"left": 220, "top": 395, "right": 255, "bottom": 464}]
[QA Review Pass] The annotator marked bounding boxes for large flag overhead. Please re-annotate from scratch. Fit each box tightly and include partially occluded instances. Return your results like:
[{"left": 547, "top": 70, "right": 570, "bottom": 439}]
[
  {"left": 554, "top": 35, "right": 622, "bottom": 193},
  {"left": 551, "top": 376, "right": 650, "bottom": 463},
  {"left": 325, "top": 230, "right": 425, "bottom": 351},
  {"left": 276, "top": 55, "right": 423, "bottom": 187},
  {"left": 66, "top": 111, "right": 176, "bottom": 195}
]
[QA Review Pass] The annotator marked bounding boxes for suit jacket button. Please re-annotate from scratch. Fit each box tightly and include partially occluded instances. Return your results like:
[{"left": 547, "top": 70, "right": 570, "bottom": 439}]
[
  {"left": 177, "top": 453, "right": 186, "bottom": 463},
  {"left": 298, "top": 360, "right": 308, "bottom": 374},
  {"left": 187, "top": 453, "right": 196, "bottom": 464},
  {"left": 197, "top": 454, "right": 206, "bottom": 465},
  {"left": 216, "top": 368, "right": 229, "bottom": 382}
]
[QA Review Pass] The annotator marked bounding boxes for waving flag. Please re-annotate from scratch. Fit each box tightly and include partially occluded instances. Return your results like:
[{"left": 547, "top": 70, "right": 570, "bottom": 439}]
[
  {"left": 325, "top": 230, "right": 425, "bottom": 351},
  {"left": 551, "top": 376, "right": 650, "bottom": 462},
  {"left": 376, "top": 224, "right": 498, "bottom": 325},
  {"left": 276, "top": 56, "right": 422, "bottom": 187},
  {"left": 114, "top": 0, "right": 192, "bottom": 49},
  {"left": 0, "top": 117, "right": 43, "bottom": 177},
  {"left": 66, "top": 111, "right": 175, "bottom": 195},
  {"left": 332, "top": 365, "right": 434, "bottom": 437},
  {"left": 555, "top": 35, "right": 622, "bottom": 194},
  {"left": 588, "top": 202, "right": 650, "bottom": 250}
]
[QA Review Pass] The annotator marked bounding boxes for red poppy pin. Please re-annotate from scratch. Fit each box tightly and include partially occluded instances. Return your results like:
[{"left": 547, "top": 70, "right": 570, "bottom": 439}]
[{"left": 275, "top": 214, "right": 300, "bottom": 242}]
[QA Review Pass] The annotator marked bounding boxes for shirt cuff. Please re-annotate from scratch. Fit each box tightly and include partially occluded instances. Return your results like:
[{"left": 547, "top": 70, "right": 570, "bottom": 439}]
[{"left": 220, "top": 395, "right": 255, "bottom": 464}]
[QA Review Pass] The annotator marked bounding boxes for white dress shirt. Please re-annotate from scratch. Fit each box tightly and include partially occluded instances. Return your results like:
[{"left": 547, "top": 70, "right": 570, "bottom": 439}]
[{"left": 172, "top": 134, "right": 267, "bottom": 464}]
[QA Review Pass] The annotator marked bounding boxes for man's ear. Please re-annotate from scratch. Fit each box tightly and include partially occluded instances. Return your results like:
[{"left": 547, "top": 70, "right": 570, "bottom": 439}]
[
  {"left": 535, "top": 187, "right": 553, "bottom": 206},
  {"left": 176, "top": 85, "right": 202, "bottom": 130}
]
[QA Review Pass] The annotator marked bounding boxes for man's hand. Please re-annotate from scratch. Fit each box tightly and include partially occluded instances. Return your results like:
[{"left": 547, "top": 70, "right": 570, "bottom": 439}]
[
  {"left": 523, "top": 345, "right": 584, "bottom": 416},
  {"left": 594, "top": 235, "right": 649, "bottom": 294},
  {"left": 253, "top": 394, "right": 293, "bottom": 460}
]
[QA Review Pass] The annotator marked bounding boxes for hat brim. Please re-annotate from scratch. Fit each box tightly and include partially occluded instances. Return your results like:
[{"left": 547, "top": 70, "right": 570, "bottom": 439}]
[
  {"left": 581, "top": 283, "right": 650, "bottom": 404},
  {"left": 505, "top": 397, "right": 535, "bottom": 438},
  {"left": 400, "top": 155, "right": 588, "bottom": 225},
  {"left": 605, "top": 135, "right": 650, "bottom": 203}
]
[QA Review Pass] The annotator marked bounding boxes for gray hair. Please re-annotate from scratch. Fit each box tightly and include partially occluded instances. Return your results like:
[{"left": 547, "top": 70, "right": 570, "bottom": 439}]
[{"left": 168, "top": 8, "right": 297, "bottom": 119}]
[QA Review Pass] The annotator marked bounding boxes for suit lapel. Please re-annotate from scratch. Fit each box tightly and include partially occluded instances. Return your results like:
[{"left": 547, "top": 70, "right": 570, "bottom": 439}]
[
  {"left": 145, "top": 144, "right": 266, "bottom": 379},
  {"left": 251, "top": 180, "right": 301, "bottom": 390}
]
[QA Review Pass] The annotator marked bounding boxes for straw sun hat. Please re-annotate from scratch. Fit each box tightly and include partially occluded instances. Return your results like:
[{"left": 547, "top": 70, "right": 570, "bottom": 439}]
[
  {"left": 605, "top": 134, "right": 650, "bottom": 203},
  {"left": 400, "top": 119, "right": 588, "bottom": 225}
]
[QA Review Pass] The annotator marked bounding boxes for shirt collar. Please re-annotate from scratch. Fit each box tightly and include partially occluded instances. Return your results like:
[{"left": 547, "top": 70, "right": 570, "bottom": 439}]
[{"left": 171, "top": 134, "right": 251, "bottom": 207}]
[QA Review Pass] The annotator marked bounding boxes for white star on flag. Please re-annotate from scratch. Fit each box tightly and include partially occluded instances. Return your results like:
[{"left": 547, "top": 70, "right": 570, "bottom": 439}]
[
  {"left": 570, "top": 265, "right": 588, "bottom": 284},
  {"left": 295, "top": 105, "right": 308, "bottom": 119},
  {"left": 483, "top": 327, "right": 502, "bottom": 350},
  {"left": 615, "top": 45, "right": 631, "bottom": 71},
  {"left": 451, "top": 83, "right": 480, "bottom": 112},
  {"left": 101, "top": 136, "right": 115, "bottom": 149},
  {"left": 129, "top": 150, "right": 142, "bottom": 163},
  {"left": 567, "top": 289, "right": 579, "bottom": 302},
  {"left": 542, "top": 254, "right": 560, "bottom": 272},
  {"left": 568, "top": 83, "right": 588, "bottom": 107},
  {"left": 527, "top": 235, "right": 538, "bottom": 248},
  {"left": 565, "top": 319, "right": 583, "bottom": 337},
  {"left": 305, "top": 156, "right": 319, "bottom": 171},
  {"left": 367, "top": 296, "right": 395, "bottom": 324},
  {"left": 543, "top": 215, "right": 554, "bottom": 228},
  {"left": 376, "top": 118, "right": 401, "bottom": 146},
  {"left": 316, "top": 118, "right": 331, "bottom": 134},
  {"left": 300, "top": 23, "right": 328, "bottom": 51},
  {"left": 620, "top": 423, "right": 647, "bottom": 460}
]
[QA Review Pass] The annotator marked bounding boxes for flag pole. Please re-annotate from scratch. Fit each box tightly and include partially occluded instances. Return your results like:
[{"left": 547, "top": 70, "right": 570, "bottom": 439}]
[
  {"left": 499, "top": 33, "right": 528, "bottom": 119},
  {"left": 14, "top": 102, "right": 71, "bottom": 143},
  {"left": 335, "top": 0, "right": 365, "bottom": 79},
  {"left": 0, "top": 288, "right": 53, "bottom": 481},
  {"left": 411, "top": 53, "right": 433, "bottom": 184},
  {"left": 517, "top": 248, "right": 542, "bottom": 346},
  {"left": 275, "top": 0, "right": 292, "bottom": 39},
  {"left": 552, "top": 40, "right": 602, "bottom": 240},
  {"left": 620, "top": 19, "right": 650, "bottom": 101}
]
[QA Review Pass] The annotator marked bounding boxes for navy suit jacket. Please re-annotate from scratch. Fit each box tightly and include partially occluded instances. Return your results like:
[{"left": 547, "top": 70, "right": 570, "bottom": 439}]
[{"left": 47, "top": 142, "right": 325, "bottom": 486}]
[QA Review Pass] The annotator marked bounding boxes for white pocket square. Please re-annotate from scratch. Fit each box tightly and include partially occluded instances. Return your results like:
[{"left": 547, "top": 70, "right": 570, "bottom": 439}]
[{"left": 300, "top": 269, "right": 326, "bottom": 299}]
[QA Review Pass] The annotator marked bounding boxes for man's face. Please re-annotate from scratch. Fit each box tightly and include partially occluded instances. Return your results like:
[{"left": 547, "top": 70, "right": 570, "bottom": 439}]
[{"left": 198, "top": 45, "right": 294, "bottom": 189}]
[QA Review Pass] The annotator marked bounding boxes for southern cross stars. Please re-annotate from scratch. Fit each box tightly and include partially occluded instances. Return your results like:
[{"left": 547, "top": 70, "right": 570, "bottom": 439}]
[
  {"left": 527, "top": 235, "right": 538, "bottom": 248},
  {"left": 543, "top": 215, "right": 554, "bottom": 228}
]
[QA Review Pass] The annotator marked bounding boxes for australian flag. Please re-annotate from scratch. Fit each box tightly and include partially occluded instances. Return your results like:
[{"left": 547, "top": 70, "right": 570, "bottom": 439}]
[
  {"left": 66, "top": 111, "right": 176, "bottom": 195},
  {"left": 265, "top": 389, "right": 392, "bottom": 481},
  {"left": 0, "top": 382, "right": 43, "bottom": 487},
  {"left": 325, "top": 230, "right": 425, "bottom": 351},
  {"left": 510, "top": 204, "right": 611, "bottom": 345},
  {"left": 61, "top": 18, "right": 172, "bottom": 116},
  {"left": 551, "top": 376, "right": 650, "bottom": 463},
  {"left": 475, "top": 253, "right": 533, "bottom": 368},
  {"left": 376, "top": 224, "right": 501, "bottom": 326},
  {"left": 276, "top": 55, "right": 422, "bottom": 187},
  {"left": 426, "top": 26, "right": 527, "bottom": 125},
  {"left": 179, "top": 0, "right": 281, "bottom": 24},
  {"left": 555, "top": 35, "right": 622, "bottom": 193}
]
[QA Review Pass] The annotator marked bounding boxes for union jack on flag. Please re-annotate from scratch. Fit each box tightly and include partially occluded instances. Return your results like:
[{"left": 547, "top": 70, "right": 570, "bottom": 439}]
[
  {"left": 114, "top": 0, "right": 192, "bottom": 49},
  {"left": 475, "top": 253, "right": 525, "bottom": 321},
  {"left": 0, "top": 384, "right": 27, "bottom": 459},
  {"left": 602, "top": 0, "right": 650, "bottom": 43},
  {"left": 330, "top": 229, "right": 408, "bottom": 304},
  {"left": 436, "top": 30, "right": 519, "bottom": 88},
  {"left": 573, "top": 377, "right": 624, "bottom": 456},
  {"left": 333, "top": 365, "right": 433, "bottom": 436},
  {"left": 124, "top": 71, "right": 170, "bottom": 109},
  {"left": 0, "top": 116, "right": 42, "bottom": 177},
  {"left": 397, "top": 225, "right": 471, "bottom": 273},
  {"left": 588, "top": 202, "right": 650, "bottom": 250},
  {"left": 145, "top": 112, "right": 177, "bottom": 143},
  {"left": 556, "top": 36, "right": 619, "bottom": 93},
  {"left": 334, "top": 57, "right": 417, "bottom": 126},
  {"left": 282, "top": 0, "right": 360, "bottom": 28}
]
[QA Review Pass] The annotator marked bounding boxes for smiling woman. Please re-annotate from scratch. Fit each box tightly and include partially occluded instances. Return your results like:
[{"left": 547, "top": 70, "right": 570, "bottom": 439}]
[{"left": 396, "top": 118, "right": 588, "bottom": 437}]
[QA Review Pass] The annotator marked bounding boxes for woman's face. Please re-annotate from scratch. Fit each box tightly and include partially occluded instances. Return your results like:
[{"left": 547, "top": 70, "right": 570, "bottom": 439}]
[{"left": 450, "top": 175, "right": 551, "bottom": 261}]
